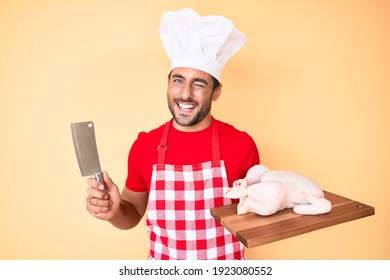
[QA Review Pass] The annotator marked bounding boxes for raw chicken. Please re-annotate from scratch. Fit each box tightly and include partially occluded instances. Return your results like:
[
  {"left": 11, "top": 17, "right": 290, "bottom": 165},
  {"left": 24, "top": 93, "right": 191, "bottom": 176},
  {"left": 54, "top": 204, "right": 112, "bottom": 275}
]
[{"left": 225, "top": 165, "right": 332, "bottom": 216}]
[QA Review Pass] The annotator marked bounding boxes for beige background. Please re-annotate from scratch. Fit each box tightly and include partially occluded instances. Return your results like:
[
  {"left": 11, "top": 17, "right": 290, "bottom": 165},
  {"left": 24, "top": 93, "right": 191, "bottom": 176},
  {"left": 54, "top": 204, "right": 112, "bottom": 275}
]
[{"left": 1, "top": 0, "right": 389, "bottom": 259}]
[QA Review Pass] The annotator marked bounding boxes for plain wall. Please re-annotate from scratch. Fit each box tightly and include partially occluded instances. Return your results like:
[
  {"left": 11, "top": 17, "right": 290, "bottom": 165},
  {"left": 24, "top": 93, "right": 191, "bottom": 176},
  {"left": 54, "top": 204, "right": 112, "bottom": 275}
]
[{"left": 1, "top": 0, "right": 389, "bottom": 259}]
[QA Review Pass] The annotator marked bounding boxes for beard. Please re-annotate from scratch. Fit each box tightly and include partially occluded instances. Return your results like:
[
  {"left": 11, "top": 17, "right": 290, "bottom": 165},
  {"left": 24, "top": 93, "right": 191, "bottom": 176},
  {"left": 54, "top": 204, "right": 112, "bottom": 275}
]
[{"left": 167, "top": 97, "right": 212, "bottom": 127}]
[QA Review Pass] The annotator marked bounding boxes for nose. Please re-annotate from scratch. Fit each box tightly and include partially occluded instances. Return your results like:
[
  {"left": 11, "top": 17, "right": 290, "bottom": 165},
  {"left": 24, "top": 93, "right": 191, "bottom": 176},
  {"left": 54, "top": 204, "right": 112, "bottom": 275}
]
[{"left": 180, "top": 82, "right": 193, "bottom": 100}]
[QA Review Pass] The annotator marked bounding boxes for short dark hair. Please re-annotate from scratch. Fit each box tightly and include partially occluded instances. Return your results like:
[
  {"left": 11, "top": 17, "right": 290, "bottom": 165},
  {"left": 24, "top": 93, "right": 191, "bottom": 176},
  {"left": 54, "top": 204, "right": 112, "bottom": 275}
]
[
  {"left": 211, "top": 76, "right": 221, "bottom": 91},
  {"left": 168, "top": 71, "right": 221, "bottom": 91}
]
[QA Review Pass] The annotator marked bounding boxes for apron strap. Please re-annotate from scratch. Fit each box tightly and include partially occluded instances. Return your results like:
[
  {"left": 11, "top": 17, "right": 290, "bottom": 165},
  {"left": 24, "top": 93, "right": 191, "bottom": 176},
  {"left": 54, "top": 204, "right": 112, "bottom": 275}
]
[
  {"left": 212, "top": 119, "right": 220, "bottom": 161},
  {"left": 157, "top": 118, "right": 220, "bottom": 164},
  {"left": 157, "top": 120, "right": 172, "bottom": 165}
]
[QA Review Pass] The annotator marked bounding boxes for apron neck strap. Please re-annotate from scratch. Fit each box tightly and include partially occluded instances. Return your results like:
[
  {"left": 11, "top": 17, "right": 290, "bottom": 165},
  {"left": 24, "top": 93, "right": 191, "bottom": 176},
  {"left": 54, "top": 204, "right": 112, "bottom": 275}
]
[
  {"left": 157, "top": 119, "right": 172, "bottom": 165},
  {"left": 157, "top": 118, "right": 220, "bottom": 165},
  {"left": 211, "top": 119, "right": 221, "bottom": 161}
]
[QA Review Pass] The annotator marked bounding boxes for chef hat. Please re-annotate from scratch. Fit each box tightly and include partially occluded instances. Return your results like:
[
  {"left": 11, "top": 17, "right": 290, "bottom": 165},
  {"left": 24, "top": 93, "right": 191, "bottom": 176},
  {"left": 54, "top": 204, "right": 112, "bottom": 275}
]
[{"left": 159, "top": 8, "right": 247, "bottom": 81}]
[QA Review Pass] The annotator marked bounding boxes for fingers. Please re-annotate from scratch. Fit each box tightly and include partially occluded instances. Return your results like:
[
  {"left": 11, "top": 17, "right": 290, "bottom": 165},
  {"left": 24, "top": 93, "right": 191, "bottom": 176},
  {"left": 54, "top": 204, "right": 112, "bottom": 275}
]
[
  {"left": 86, "top": 196, "right": 112, "bottom": 211},
  {"left": 87, "top": 172, "right": 119, "bottom": 195},
  {"left": 87, "top": 185, "right": 107, "bottom": 200},
  {"left": 89, "top": 196, "right": 112, "bottom": 208},
  {"left": 86, "top": 194, "right": 113, "bottom": 219},
  {"left": 86, "top": 171, "right": 119, "bottom": 220},
  {"left": 87, "top": 176, "right": 105, "bottom": 190}
]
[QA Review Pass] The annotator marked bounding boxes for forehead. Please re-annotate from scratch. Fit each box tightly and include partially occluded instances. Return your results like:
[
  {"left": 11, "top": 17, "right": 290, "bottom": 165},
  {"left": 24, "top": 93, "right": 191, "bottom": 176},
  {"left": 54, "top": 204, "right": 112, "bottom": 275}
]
[{"left": 171, "top": 67, "right": 213, "bottom": 82}]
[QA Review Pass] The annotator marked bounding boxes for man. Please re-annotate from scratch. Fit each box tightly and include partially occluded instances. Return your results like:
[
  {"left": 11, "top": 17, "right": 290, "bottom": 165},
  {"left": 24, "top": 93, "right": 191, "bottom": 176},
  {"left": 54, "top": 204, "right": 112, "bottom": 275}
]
[{"left": 86, "top": 8, "right": 260, "bottom": 260}]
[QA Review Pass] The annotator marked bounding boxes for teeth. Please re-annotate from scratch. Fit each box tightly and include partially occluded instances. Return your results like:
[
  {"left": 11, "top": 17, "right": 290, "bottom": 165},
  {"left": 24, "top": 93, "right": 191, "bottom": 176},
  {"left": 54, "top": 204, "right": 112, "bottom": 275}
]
[{"left": 178, "top": 103, "right": 195, "bottom": 110}]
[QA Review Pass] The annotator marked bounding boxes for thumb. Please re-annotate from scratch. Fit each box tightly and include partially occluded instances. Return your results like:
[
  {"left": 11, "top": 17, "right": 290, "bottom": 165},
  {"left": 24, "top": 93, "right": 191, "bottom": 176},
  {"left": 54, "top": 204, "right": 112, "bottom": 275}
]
[{"left": 102, "top": 171, "right": 118, "bottom": 192}]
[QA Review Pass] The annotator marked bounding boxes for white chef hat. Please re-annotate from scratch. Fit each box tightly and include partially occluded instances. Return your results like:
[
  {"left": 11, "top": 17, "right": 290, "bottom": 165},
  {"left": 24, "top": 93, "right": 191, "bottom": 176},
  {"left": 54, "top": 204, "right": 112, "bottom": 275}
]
[{"left": 159, "top": 8, "right": 247, "bottom": 81}]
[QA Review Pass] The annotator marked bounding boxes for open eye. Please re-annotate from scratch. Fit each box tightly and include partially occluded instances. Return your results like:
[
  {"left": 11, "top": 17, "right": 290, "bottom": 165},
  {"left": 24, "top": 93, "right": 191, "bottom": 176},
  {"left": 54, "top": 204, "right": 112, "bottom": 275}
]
[{"left": 172, "top": 78, "right": 183, "bottom": 84}]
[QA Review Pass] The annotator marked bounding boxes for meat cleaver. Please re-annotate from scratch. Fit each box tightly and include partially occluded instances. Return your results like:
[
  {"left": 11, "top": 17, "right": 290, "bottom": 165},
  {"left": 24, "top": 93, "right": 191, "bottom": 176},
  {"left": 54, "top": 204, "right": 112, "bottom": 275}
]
[{"left": 71, "top": 121, "right": 105, "bottom": 190}]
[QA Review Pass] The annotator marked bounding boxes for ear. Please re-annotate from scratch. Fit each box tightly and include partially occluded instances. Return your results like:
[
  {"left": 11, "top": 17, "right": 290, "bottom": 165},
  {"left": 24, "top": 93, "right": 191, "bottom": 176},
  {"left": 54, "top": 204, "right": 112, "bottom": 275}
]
[{"left": 212, "top": 84, "right": 222, "bottom": 101}]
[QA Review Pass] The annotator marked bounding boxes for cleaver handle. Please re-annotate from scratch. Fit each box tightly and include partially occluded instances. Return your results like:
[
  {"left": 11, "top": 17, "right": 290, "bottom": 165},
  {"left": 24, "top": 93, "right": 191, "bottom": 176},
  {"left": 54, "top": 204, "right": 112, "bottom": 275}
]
[{"left": 94, "top": 171, "right": 106, "bottom": 192}]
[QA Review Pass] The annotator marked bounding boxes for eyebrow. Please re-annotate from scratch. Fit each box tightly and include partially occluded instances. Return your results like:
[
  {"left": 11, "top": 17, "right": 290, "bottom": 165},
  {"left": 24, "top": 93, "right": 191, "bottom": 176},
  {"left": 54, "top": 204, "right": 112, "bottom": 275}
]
[
  {"left": 171, "top": 73, "right": 208, "bottom": 85},
  {"left": 194, "top": 78, "right": 208, "bottom": 85}
]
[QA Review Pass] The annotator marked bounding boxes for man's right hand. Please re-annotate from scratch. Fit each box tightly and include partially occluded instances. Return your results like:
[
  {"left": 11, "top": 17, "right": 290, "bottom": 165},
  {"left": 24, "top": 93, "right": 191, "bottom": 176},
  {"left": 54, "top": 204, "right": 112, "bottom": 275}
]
[{"left": 86, "top": 171, "right": 121, "bottom": 221}]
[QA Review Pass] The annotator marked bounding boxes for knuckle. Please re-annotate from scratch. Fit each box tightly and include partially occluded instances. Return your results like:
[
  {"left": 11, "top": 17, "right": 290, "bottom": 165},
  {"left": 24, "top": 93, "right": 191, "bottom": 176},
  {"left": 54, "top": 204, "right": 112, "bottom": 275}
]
[
  {"left": 95, "top": 205, "right": 107, "bottom": 214},
  {"left": 86, "top": 178, "right": 95, "bottom": 186},
  {"left": 87, "top": 187, "right": 94, "bottom": 196},
  {"left": 87, "top": 178, "right": 100, "bottom": 189},
  {"left": 87, "top": 188, "right": 103, "bottom": 199}
]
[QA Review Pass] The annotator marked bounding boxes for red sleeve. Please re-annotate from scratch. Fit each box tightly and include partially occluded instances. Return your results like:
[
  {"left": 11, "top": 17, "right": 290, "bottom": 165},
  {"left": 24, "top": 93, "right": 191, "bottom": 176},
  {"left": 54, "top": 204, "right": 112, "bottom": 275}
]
[{"left": 246, "top": 135, "right": 260, "bottom": 171}]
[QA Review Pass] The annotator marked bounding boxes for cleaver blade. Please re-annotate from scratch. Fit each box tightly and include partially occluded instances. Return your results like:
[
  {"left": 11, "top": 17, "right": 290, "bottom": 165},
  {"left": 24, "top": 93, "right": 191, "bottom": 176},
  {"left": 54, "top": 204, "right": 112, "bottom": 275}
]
[{"left": 71, "top": 121, "right": 105, "bottom": 188}]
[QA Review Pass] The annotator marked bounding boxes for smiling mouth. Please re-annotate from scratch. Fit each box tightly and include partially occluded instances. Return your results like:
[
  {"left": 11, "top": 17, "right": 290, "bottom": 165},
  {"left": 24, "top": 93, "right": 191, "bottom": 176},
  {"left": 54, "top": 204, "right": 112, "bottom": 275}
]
[{"left": 178, "top": 102, "right": 196, "bottom": 111}]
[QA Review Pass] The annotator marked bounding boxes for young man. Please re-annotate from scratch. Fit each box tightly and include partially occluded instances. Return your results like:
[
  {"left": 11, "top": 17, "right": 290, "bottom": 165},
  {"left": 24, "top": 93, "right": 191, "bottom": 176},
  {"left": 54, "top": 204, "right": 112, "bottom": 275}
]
[{"left": 86, "top": 8, "right": 260, "bottom": 260}]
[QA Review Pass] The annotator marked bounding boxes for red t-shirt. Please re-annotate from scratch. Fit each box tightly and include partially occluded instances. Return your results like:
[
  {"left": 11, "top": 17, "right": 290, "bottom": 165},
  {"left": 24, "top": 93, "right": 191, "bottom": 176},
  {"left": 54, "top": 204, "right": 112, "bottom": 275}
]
[{"left": 126, "top": 118, "right": 260, "bottom": 192}]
